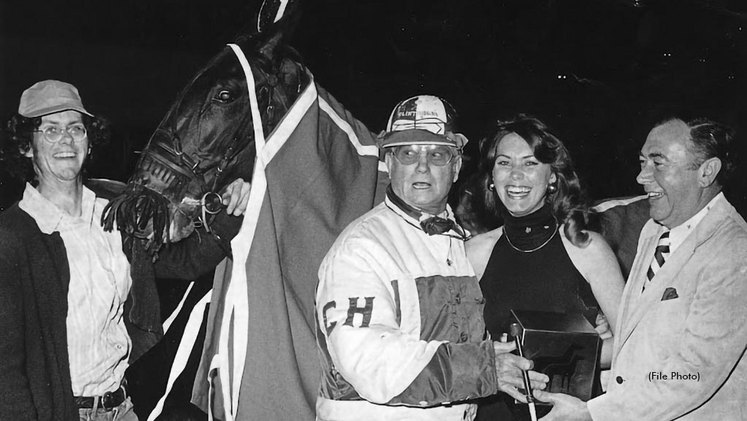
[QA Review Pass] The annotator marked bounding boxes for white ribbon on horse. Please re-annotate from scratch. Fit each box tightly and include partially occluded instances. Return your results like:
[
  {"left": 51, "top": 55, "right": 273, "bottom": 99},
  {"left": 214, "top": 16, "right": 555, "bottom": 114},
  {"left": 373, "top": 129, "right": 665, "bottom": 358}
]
[
  {"left": 147, "top": 282, "right": 210, "bottom": 421},
  {"left": 207, "top": 43, "right": 267, "bottom": 421},
  {"left": 209, "top": 42, "right": 339, "bottom": 421}
]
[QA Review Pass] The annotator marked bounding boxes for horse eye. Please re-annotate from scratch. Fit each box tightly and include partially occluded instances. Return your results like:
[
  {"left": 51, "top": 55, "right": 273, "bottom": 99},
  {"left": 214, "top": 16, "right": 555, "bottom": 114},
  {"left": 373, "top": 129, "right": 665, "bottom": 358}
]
[{"left": 215, "top": 90, "right": 235, "bottom": 103}]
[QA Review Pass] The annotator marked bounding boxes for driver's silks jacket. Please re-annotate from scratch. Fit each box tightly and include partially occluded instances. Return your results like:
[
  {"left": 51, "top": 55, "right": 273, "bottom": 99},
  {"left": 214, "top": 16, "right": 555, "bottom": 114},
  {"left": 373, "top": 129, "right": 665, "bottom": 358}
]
[{"left": 315, "top": 196, "right": 499, "bottom": 421}]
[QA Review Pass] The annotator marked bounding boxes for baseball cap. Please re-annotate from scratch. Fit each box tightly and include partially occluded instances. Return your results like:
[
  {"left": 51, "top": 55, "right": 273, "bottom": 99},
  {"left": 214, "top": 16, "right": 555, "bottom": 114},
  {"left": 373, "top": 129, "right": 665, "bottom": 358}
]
[
  {"left": 379, "top": 95, "right": 467, "bottom": 149},
  {"left": 18, "top": 80, "right": 94, "bottom": 118}
]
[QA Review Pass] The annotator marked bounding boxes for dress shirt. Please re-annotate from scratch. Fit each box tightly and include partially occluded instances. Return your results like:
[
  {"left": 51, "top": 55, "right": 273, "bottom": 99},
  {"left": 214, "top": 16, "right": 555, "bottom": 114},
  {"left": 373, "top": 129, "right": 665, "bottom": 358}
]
[
  {"left": 638, "top": 192, "right": 723, "bottom": 298},
  {"left": 19, "top": 183, "right": 131, "bottom": 396},
  {"left": 667, "top": 192, "right": 724, "bottom": 254}
]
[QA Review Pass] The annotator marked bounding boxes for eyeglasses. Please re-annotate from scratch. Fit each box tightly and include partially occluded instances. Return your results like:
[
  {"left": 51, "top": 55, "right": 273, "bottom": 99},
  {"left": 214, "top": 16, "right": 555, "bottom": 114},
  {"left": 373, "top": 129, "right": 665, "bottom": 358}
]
[
  {"left": 391, "top": 145, "right": 458, "bottom": 167},
  {"left": 34, "top": 124, "right": 87, "bottom": 143}
]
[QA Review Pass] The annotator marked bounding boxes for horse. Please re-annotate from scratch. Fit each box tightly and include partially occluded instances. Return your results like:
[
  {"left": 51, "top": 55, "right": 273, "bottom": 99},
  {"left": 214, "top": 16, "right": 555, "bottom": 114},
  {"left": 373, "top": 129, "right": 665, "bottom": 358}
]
[
  {"left": 103, "top": 1, "right": 387, "bottom": 419},
  {"left": 102, "top": 2, "right": 306, "bottom": 248}
]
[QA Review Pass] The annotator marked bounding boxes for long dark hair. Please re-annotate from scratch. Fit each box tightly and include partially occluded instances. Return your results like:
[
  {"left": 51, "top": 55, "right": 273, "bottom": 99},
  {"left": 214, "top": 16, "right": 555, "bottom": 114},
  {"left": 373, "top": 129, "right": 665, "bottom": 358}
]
[
  {"left": 478, "top": 114, "right": 594, "bottom": 247},
  {"left": 0, "top": 113, "right": 110, "bottom": 185}
]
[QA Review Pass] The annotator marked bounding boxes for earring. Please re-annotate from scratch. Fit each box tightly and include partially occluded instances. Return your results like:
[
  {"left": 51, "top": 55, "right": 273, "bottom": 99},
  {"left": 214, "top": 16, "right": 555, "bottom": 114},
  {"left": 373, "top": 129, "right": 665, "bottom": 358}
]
[
  {"left": 489, "top": 183, "right": 495, "bottom": 191},
  {"left": 547, "top": 184, "right": 557, "bottom": 194}
]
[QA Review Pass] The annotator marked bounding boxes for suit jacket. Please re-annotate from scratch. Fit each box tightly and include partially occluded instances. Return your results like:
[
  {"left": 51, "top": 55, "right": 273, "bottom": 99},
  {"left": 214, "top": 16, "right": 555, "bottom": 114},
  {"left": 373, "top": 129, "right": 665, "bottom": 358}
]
[{"left": 587, "top": 195, "right": 747, "bottom": 420}]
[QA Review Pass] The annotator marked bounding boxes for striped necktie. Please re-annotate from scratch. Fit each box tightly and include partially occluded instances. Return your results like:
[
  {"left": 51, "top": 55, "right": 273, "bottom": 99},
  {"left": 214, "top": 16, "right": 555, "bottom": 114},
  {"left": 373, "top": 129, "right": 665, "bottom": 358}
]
[{"left": 643, "top": 231, "right": 670, "bottom": 292}]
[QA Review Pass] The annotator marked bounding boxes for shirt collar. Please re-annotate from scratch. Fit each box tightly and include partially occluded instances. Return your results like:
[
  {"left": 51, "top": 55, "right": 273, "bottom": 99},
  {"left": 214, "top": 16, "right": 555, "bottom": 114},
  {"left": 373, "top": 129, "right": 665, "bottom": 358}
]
[
  {"left": 384, "top": 186, "right": 468, "bottom": 239},
  {"left": 19, "top": 183, "right": 98, "bottom": 234},
  {"left": 666, "top": 192, "right": 724, "bottom": 253}
]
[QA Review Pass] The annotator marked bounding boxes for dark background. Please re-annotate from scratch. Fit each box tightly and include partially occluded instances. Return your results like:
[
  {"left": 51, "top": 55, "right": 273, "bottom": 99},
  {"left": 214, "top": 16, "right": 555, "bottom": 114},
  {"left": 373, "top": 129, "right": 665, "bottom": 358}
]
[{"left": 2, "top": 0, "right": 746, "bottom": 213}]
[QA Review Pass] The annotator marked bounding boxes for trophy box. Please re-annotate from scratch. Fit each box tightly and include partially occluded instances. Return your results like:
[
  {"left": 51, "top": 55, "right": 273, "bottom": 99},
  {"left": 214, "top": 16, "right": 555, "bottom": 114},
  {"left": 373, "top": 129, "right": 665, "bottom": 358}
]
[{"left": 510, "top": 309, "right": 602, "bottom": 403}]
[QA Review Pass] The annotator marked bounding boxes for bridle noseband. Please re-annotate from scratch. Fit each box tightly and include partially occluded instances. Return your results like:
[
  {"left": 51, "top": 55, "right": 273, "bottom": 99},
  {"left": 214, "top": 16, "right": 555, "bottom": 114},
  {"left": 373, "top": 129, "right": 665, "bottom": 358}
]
[
  {"left": 103, "top": 42, "right": 297, "bottom": 246},
  {"left": 144, "top": 44, "right": 285, "bottom": 222}
]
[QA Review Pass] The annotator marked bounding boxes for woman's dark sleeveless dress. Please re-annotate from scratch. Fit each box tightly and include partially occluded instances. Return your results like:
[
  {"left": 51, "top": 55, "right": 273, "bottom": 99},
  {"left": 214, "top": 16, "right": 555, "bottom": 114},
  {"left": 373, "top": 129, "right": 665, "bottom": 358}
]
[{"left": 476, "top": 204, "right": 598, "bottom": 421}]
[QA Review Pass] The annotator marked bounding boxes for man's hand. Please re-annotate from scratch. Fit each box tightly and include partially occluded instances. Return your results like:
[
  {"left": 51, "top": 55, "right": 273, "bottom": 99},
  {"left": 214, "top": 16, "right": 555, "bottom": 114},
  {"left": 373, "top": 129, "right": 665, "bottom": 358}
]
[
  {"left": 493, "top": 341, "right": 549, "bottom": 402},
  {"left": 534, "top": 391, "right": 592, "bottom": 420},
  {"left": 220, "top": 178, "right": 251, "bottom": 216}
]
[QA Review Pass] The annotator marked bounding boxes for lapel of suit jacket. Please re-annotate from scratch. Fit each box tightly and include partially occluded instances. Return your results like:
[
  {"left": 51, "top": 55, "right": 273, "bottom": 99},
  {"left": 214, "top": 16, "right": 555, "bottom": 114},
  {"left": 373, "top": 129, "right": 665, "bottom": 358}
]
[
  {"left": 614, "top": 195, "right": 730, "bottom": 354},
  {"left": 613, "top": 218, "right": 658, "bottom": 352}
]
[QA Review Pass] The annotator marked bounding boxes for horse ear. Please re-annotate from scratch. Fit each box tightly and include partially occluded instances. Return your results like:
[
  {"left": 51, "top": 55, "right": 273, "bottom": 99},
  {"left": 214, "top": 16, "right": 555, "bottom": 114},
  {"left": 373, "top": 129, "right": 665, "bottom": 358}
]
[
  {"left": 257, "top": 30, "right": 285, "bottom": 62},
  {"left": 235, "top": 0, "right": 303, "bottom": 61},
  {"left": 256, "top": 0, "right": 303, "bottom": 35}
]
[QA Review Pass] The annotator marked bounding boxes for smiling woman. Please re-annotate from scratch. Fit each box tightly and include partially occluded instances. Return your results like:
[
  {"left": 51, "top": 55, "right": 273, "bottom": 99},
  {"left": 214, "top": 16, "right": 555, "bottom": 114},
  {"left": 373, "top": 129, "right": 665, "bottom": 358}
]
[
  {"left": 491, "top": 132, "right": 557, "bottom": 217},
  {"left": 27, "top": 111, "right": 90, "bottom": 188},
  {"left": 0, "top": 79, "right": 249, "bottom": 421},
  {"left": 1, "top": 81, "right": 110, "bottom": 188},
  {"left": 466, "top": 114, "right": 625, "bottom": 421},
  {"left": 0, "top": 80, "right": 135, "bottom": 420}
]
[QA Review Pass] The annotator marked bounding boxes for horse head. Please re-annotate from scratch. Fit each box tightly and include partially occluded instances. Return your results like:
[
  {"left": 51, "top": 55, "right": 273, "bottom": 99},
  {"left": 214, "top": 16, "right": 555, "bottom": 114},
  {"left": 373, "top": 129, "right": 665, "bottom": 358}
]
[{"left": 103, "top": 1, "right": 307, "bottom": 249}]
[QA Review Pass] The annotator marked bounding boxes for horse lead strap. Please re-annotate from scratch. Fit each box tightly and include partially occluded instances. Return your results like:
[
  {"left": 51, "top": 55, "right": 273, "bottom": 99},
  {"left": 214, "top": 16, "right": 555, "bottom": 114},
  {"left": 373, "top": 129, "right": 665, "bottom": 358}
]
[{"left": 211, "top": 43, "right": 266, "bottom": 421}]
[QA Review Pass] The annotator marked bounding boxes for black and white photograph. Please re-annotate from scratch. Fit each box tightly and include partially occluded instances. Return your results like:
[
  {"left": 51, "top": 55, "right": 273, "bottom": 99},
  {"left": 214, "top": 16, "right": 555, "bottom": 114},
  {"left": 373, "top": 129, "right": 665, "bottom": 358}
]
[{"left": 2, "top": 1, "right": 746, "bottom": 420}]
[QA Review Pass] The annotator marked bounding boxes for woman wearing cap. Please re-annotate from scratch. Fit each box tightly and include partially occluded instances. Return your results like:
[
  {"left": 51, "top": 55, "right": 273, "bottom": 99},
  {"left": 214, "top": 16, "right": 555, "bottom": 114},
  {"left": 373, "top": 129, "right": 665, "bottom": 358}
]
[
  {"left": 0, "top": 80, "right": 250, "bottom": 420},
  {"left": 466, "top": 115, "right": 624, "bottom": 421}
]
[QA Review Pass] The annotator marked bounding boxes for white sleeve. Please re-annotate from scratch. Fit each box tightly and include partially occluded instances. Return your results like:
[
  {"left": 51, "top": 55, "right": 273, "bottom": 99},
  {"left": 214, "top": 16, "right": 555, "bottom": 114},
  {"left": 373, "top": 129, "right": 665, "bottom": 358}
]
[{"left": 316, "top": 237, "right": 497, "bottom": 405}]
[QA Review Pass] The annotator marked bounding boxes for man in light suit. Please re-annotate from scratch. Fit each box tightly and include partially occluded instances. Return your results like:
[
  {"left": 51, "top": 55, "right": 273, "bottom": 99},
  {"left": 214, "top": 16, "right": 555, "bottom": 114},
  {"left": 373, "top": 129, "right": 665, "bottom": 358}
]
[{"left": 537, "top": 117, "right": 747, "bottom": 420}]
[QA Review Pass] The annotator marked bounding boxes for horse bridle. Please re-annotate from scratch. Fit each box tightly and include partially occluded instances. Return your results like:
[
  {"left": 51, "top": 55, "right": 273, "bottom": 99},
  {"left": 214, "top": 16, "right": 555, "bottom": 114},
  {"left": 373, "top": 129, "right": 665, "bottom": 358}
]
[
  {"left": 138, "top": 43, "right": 284, "bottom": 232},
  {"left": 145, "top": 127, "right": 239, "bottom": 215}
]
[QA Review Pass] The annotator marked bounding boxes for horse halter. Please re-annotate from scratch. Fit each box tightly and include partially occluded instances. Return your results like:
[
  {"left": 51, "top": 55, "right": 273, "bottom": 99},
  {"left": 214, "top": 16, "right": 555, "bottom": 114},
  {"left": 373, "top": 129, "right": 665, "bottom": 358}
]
[
  {"left": 102, "top": 43, "right": 281, "bottom": 246},
  {"left": 144, "top": 123, "right": 239, "bottom": 219},
  {"left": 171, "top": 45, "right": 276, "bottom": 202}
]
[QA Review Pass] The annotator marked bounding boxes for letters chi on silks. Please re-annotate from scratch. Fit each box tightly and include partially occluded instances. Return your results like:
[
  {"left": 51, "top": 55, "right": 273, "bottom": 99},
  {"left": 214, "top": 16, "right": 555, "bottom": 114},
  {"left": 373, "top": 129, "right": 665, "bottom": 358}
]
[{"left": 323, "top": 295, "right": 375, "bottom": 332}]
